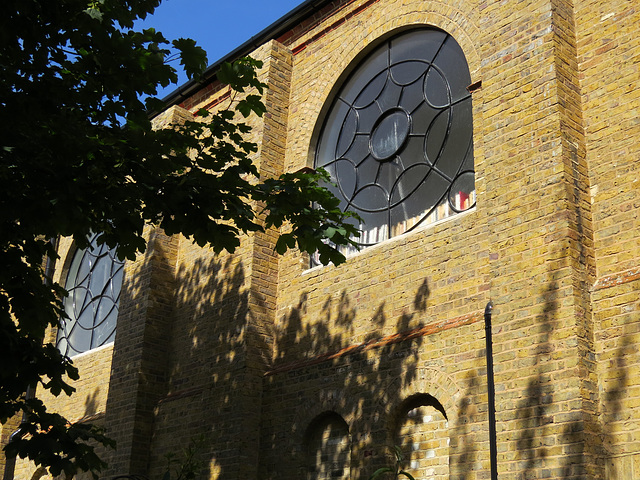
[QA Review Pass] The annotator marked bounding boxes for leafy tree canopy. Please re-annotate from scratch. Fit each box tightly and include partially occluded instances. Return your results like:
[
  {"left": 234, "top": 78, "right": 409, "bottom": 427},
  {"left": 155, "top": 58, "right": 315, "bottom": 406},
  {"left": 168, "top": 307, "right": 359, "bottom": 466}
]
[{"left": 0, "top": 0, "right": 358, "bottom": 477}]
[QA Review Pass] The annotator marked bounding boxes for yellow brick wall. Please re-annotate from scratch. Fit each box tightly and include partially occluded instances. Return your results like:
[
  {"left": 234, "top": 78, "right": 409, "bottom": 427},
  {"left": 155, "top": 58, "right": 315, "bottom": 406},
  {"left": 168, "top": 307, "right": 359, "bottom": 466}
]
[
  {"left": 268, "top": 1, "right": 599, "bottom": 479},
  {"left": 7, "top": 237, "right": 115, "bottom": 480},
  {"left": 575, "top": 1, "right": 640, "bottom": 478},
  {"left": 576, "top": 1, "right": 640, "bottom": 278},
  {"left": 5, "top": 1, "right": 640, "bottom": 480}
]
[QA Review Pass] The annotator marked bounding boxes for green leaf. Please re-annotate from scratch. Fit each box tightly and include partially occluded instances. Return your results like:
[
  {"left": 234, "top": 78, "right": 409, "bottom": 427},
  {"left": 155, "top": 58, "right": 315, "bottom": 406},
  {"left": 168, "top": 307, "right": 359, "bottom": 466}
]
[
  {"left": 398, "top": 471, "right": 416, "bottom": 480},
  {"left": 173, "top": 38, "right": 207, "bottom": 80},
  {"left": 217, "top": 61, "right": 237, "bottom": 87},
  {"left": 393, "top": 445, "right": 404, "bottom": 462},
  {"left": 84, "top": 8, "right": 103, "bottom": 21},
  {"left": 369, "top": 467, "right": 394, "bottom": 480}
]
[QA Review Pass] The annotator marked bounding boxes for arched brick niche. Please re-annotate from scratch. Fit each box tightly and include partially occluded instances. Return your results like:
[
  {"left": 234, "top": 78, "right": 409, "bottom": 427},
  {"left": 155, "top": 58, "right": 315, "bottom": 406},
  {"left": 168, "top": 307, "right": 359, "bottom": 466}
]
[
  {"left": 392, "top": 393, "right": 449, "bottom": 480},
  {"left": 304, "top": 411, "right": 352, "bottom": 480}
]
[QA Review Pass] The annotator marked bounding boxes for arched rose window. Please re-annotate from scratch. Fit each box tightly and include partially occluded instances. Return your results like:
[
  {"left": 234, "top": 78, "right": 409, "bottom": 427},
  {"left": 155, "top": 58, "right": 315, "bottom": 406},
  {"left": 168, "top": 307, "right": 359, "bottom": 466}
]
[
  {"left": 314, "top": 28, "right": 475, "bottom": 257},
  {"left": 57, "top": 233, "right": 124, "bottom": 357}
]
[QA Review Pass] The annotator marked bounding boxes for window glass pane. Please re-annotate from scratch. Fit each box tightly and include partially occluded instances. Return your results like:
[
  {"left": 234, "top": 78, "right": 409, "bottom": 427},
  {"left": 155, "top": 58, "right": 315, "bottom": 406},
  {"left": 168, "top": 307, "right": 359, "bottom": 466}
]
[
  {"left": 431, "top": 36, "right": 472, "bottom": 100},
  {"left": 390, "top": 61, "right": 428, "bottom": 86},
  {"left": 396, "top": 136, "right": 425, "bottom": 169},
  {"left": 336, "top": 109, "right": 358, "bottom": 158},
  {"left": 437, "top": 104, "right": 473, "bottom": 180},
  {"left": 353, "top": 72, "right": 388, "bottom": 108},
  {"left": 335, "top": 159, "right": 358, "bottom": 200},
  {"left": 76, "top": 253, "right": 91, "bottom": 287},
  {"left": 390, "top": 29, "right": 447, "bottom": 64},
  {"left": 410, "top": 102, "right": 439, "bottom": 139},
  {"left": 341, "top": 48, "right": 388, "bottom": 105},
  {"left": 90, "top": 254, "right": 110, "bottom": 295},
  {"left": 449, "top": 171, "right": 476, "bottom": 212},
  {"left": 57, "top": 233, "right": 124, "bottom": 357},
  {"left": 314, "top": 28, "right": 474, "bottom": 263},
  {"left": 317, "top": 101, "right": 350, "bottom": 161},
  {"left": 425, "top": 109, "right": 451, "bottom": 168},
  {"left": 376, "top": 80, "right": 403, "bottom": 112},
  {"left": 399, "top": 79, "right": 426, "bottom": 114},
  {"left": 344, "top": 134, "right": 371, "bottom": 165},
  {"left": 371, "top": 110, "right": 410, "bottom": 160},
  {"left": 389, "top": 163, "right": 431, "bottom": 208},
  {"left": 359, "top": 209, "right": 389, "bottom": 245},
  {"left": 376, "top": 159, "right": 403, "bottom": 195},
  {"left": 354, "top": 103, "right": 382, "bottom": 134},
  {"left": 424, "top": 68, "right": 450, "bottom": 108},
  {"left": 67, "top": 308, "right": 92, "bottom": 356},
  {"left": 352, "top": 184, "right": 389, "bottom": 212}
]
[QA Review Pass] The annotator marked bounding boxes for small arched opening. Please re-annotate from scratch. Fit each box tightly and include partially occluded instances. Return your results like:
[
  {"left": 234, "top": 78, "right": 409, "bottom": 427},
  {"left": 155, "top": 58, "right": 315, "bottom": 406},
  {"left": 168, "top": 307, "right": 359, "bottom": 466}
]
[
  {"left": 304, "top": 411, "right": 351, "bottom": 480},
  {"left": 393, "top": 393, "right": 449, "bottom": 479}
]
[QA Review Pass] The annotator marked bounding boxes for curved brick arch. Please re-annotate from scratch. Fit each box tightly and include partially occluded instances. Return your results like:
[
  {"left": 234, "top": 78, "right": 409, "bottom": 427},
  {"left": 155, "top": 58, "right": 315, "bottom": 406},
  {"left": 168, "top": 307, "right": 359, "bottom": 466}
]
[
  {"left": 371, "top": 366, "right": 463, "bottom": 441},
  {"left": 327, "top": 2, "right": 482, "bottom": 82},
  {"left": 340, "top": 366, "right": 463, "bottom": 464},
  {"left": 294, "top": 1, "right": 482, "bottom": 168},
  {"left": 287, "top": 400, "right": 357, "bottom": 476},
  {"left": 282, "top": 366, "right": 464, "bottom": 477},
  {"left": 55, "top": 237, "right": 79, "bottom": 285},
  {"left": 290, "top": 392, "right": 359, "bottom": 448},
  {"left": 303, "top": 410, "right": 352, "bottom": 480}
]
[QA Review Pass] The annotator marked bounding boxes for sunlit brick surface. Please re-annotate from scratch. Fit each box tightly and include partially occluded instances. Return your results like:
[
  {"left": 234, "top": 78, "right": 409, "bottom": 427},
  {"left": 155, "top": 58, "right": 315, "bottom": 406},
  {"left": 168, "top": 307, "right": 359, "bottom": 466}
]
[{"left": 4, "top": 1, "right": 640, "bottom": 480}]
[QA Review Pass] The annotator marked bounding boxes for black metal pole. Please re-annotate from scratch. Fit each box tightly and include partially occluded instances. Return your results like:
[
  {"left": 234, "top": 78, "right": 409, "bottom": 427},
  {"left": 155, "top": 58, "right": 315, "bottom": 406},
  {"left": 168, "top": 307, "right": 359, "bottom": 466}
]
[{"left": 484, "top": 301, "right": 498, "bottom": 480}]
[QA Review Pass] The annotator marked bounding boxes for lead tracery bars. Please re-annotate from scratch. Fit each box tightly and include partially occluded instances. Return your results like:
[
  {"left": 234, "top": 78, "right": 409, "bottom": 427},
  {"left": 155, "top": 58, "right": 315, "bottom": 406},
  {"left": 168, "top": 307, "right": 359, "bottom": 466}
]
[
  {"left": 314, "top": 28, "right": 475, "bottom": 260},
  {"left": 57, "top": 233, "right": 124, "bottom": 357}
]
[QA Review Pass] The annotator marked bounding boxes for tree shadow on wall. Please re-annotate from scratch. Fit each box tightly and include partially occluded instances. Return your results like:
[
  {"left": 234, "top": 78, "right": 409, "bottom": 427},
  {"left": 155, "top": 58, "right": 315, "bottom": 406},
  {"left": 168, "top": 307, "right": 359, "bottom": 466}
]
[
  {"left": 511, "top": 265, "right": 633, "bottom": 480},
  {"left": 592, "top": 320, "right": 636, "bottom": 478},
  {"left": 260, "top": 276, "right": 485, "bottom": 480},
  {"left": 449, "top": 367, "right": 483, "bottom": 480},
  {"left": 102, "top": 230, "right": 181, "bottom": 478},
  {"left": 513, "top": 271, "right": 559, "bottom": 478},
  {"left": 105, "top": 239, "right": 487, "bottom": 480},
  {"left": 103, "top": 231, "right": 253, "bottom": 480},
  {"left": 145, "top": 253, "right": 252, "bottom": 480}
]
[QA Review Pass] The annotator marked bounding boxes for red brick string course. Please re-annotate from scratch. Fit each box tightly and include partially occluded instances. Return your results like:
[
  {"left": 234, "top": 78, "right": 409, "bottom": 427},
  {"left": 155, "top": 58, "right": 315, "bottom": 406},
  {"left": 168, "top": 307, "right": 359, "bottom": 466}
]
[
  {"left": 265, "top": 310, "right": 482, "bottom": 376},
  {"left": 287, "top": 0, "right": 383, "bottom": 55},
  {"left": 592, "top": 265, "right": 640, "bottom": 291}
]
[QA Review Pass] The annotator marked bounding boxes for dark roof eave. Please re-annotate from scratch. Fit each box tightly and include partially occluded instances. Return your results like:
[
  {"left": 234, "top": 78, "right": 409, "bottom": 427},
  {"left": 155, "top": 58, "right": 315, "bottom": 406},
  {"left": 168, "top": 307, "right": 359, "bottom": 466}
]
[{"left": 154, "top": 0, "right": 335, "bottom": 115}]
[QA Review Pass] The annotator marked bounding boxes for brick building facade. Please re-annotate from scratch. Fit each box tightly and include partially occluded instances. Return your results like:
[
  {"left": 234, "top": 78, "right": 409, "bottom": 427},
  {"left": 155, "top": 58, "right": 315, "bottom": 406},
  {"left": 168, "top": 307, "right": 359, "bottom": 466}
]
[{"left": 3, "top": 0, "right": 640, "bottom": 478}]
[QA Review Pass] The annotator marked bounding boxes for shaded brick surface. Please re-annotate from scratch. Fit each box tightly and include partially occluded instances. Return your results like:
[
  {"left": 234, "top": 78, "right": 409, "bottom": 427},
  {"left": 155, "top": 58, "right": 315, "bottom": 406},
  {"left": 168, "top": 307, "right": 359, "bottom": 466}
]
[{"left": 3, "top": 1, "right": 640, "bottom": 480}]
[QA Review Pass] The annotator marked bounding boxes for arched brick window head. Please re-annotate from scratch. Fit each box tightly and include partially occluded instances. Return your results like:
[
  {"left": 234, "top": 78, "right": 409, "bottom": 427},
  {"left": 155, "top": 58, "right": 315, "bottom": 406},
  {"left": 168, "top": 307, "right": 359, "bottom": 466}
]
[{"left": 395, "top": 394, "right": 449, "bottom": 480}]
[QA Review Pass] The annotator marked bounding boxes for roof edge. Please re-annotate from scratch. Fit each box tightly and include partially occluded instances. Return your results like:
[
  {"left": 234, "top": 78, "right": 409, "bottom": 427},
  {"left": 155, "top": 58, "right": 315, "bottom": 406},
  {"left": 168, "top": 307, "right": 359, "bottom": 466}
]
[{"left": 153, "top": 0, "right": 336, "bottom": 115}]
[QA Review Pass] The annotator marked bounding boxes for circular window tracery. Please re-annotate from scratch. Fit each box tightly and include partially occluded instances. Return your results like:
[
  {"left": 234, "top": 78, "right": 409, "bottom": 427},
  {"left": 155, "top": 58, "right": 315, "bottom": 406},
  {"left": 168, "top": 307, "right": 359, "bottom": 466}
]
[
  {"left": 315, "top": 28, "right": 475, "bottom": 254},
  {"left": 57, "top": 233, "right": 124, "bottom": 357}
]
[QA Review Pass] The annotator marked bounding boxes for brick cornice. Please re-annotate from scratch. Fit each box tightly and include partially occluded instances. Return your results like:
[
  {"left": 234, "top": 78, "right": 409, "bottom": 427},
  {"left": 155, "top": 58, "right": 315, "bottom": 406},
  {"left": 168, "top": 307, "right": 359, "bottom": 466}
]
[{"left": 288, "top": 0, "right": 382, "bottom": 55}]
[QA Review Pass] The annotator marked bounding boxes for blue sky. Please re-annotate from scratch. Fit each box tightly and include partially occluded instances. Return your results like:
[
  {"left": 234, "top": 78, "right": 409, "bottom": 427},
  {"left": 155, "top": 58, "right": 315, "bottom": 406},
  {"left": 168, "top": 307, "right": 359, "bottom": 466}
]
[{"left": 137, "top": 0, "right": 306, "bottom": 97}]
